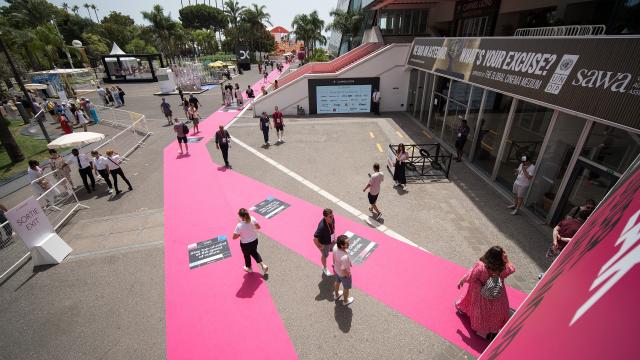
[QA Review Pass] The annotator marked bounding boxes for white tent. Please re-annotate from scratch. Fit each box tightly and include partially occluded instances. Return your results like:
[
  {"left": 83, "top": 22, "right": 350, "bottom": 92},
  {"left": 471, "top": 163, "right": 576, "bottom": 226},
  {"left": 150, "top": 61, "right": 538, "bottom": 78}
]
[{"left": 106, "top": 43, "right": 138, "bottom": 65}]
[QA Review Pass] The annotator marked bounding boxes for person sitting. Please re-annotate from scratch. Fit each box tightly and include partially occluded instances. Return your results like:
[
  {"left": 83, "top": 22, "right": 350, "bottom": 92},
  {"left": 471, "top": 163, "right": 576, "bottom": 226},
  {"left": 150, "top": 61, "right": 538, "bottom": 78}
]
[
  {"left": 565, "top": 199, "right": 596, "bottom": 220},
  {"left": 548, "top": 208, "right": 592, "bottom": 258}
]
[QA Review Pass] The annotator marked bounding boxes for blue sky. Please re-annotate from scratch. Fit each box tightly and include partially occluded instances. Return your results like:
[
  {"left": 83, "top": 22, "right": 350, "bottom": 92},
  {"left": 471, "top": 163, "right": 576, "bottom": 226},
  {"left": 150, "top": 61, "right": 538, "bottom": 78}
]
[{"left": 39, "top": 0, "right": 336, "bottom": 33}]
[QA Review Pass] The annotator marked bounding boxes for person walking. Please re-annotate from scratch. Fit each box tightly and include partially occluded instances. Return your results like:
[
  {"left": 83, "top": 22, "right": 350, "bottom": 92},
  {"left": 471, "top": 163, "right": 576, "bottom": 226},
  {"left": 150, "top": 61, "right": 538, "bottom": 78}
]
[
  {"left": 71, "top": 148, "right": 96, "bottom": 194},
  {"left": 274, "top": 80, "right": 279, "bottom": 90},
  {"left": 246, "top": 85, "right": 255, "bottom": 99},
  {"left": 96, "top": 86, "right": 108, "bottom": 106},
  {"left": 161, "top": 98, "right": 173, "bottom": 126},
  {"left": 232, "top": 208, "right": 269, "bottom": 275},
  {"left": 178, "top": 87, "right": 184, "bottom": 102},
  {"left": 372, "top": 89, "right": 381, "bottom": 115},
  {"left": 263, "top": 69, "right": 268, "bottom": 83},
  {"left": 272, "top": 106, "right": 285, "bottom": 143},
  {"left": 187, "top": 104, "right": 201, "bottom": 134},
  {"left": 259, "top": 111, "right": 271, "bottom": 146},
  {"left": 106, "top": 88, "right": 115, "bottom": 106},
  {"left": 87, "top": 100, "right": 100, "bottom": 124},
  {"left": 105, "top": 149, "right": 133, "bottom": 194},
  {"left": 173, "top": 118, "right": 189, "bottom": 155},
  {"left": 59, "top": 113, "right": 73, "bottom": 135},
  {"left": 91, "top": 150, "right": 113, "bottom": 194},
  {"left": 454, "top": 119, "right": 471, "bottom": 162},
  {"left": 258, "top": 63, "right": 262, "bottom": 74},
  {"left": 111, "top": 86, "right": 122, "bottom": 107},
  {"left": 116, "top": 86, "right": 125, "bottom": 105},
  {"left": 75, "top": 106, "right": 88, "bottom": 132},
  {"left": 393, "top": 143, "right": 408, "bottom": 190},
  {"left": 234, "top": 84, "right": 244, "bottom": 106},
  {"left": 188, "top": 94, "right": 200, "bottom": 110},
  {"left": 313, "top": 208, "right": 336, "bottom": 276},
  {"left": 48, "top": 149, "right": 74, "bottom": 191},
  {"left": 333, "top": 235, "right": 354, "bottom": 305},
  {"left": 363, "top": 162, "right": 384, "bottom": 218},
  {"left": 224, "top": 87, "right": 233, "bottom": 107},
  {"left": 215, "top": 125, "right": 232, "bottom": 168},
  {"left": 456, "top": 246, "right": 515, "bottom": 340},
  {"left": 508, "top": 154, "right": 535, "bottom": 215},
  {"left": 260, "top": 86, "right": 268, "bottom": 96},
  {"left": 182, "top": 98, "right": 190, "bottom": 118}
]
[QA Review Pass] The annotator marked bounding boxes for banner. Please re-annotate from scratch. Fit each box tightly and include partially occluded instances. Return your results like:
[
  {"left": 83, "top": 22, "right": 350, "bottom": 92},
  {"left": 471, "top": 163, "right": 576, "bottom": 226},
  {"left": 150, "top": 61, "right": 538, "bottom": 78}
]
[
  {"left": 5, "top": 196, "right": 55, "bottom": 249},
  {"left": 480, "top": 165, "right": 640, "bottom": 359},
  {"left": 407, "top": 37, "right": 640, "bottom": 131}
]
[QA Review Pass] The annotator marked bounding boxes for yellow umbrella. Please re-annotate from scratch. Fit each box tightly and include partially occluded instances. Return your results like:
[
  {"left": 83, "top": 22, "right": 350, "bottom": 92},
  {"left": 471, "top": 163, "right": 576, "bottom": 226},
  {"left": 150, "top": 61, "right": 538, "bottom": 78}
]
[
  {"left": 224, "top": 61, "right": 235, "bottom": 67},
  {"left": 210, "top": 61, "right": 226, "bottom": 68}
]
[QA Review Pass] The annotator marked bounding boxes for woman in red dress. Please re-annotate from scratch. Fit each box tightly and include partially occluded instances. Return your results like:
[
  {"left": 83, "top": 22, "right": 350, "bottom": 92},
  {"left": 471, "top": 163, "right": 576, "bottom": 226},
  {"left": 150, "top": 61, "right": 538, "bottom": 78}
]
[
  {"left": 60, "top": 114, "right": 73, "bottom": 134},
  {"left": 456, "top": 246, "right": 515, "bottom": 340}
]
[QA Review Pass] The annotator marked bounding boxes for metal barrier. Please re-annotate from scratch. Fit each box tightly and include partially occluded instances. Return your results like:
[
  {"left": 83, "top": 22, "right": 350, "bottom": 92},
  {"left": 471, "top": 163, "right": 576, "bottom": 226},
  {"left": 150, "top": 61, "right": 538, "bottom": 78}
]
[
  {"left": 92, "top": 105, "right": 151, "bottom": 158},
  {"left": 514, "top": 25, "right": 606, "bottom": 37},
  {"left": 387, "top": 143, "right": 452, "bottom": 180}
]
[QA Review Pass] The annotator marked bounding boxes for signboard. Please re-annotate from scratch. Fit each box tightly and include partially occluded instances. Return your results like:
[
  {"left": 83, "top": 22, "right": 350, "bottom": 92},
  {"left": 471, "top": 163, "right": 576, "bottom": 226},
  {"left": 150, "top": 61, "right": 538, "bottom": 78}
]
[
  {"left": 343, "top": 231, "right": 378, "bottom": 265},
  {"left": 5, "top": 196, "right": 54, "bottom": 249},
  {"left": 251, "top": 197, "right": 290, "bottom": 219},
  {"left": 188, "top": 236, "right": 232, "bottom": 269},
  {"left": 480, "top": 165, "right": 640, "bottom": 359},
  {"left": 308, "top": 78, "right": 380, "bottom": 115},
  {"left": 236, "top": 47, "right": 251, "bottom": 64},
  {"left": 407, "top": 37, "right": 640, "bottom": 131}
]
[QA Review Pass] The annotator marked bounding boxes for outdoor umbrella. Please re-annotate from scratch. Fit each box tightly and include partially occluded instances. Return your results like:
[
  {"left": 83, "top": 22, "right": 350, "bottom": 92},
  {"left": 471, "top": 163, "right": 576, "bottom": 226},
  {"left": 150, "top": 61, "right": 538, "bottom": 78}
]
[
  {"left": 47, "top": 132, "right": 105, "bottom": 149},
  {"left": 209, "top": 61, "right": 226, "bottom": 68}
]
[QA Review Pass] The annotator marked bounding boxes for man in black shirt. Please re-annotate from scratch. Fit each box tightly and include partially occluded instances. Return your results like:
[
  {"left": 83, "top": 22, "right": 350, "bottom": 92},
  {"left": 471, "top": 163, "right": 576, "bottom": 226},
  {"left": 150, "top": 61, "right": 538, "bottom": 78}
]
[
  {"left": 215, "top": 125, "right": 232, "bottom": 168},
  {"left": 246, "top": 85, "right": 255, "bottom": 99},
  {"left": 259, "top": 112, "right": 271, "bottom": 146},
  {"left": 188, "top": 94, "right": 200, "bottom": 110},
  {"left": 313, "top": 208, "right": 336, "bottom": 276}
]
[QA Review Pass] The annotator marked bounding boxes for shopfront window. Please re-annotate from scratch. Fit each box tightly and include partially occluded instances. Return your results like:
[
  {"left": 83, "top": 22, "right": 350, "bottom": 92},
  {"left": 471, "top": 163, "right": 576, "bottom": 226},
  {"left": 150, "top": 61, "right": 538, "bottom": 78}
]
[
  {"left": 526, "top": 113, "right": 586, "bottom": 219},
  {"left": 414, "top": 71, "right": 426, "bottom": 118},
  {"left": 580, "top": 123, "right": 640, "bottom": 175},
  {"left": 442, "top": 81, "right": 472, "bottom": 148},
  {"left": 406, "top": 69, "right": 418, "bottom": 114},
  {"left": 428, "top": 76, "right": 450, "bottom": 134},
  {"left": 420, "top": 73, "right": 433, "bottom": 126},
  {"left": 471, "top": 90, "right": 513, "bottom": 176},
  {"left": 496, "top": 100, "right": 553, "bottom": 189}
]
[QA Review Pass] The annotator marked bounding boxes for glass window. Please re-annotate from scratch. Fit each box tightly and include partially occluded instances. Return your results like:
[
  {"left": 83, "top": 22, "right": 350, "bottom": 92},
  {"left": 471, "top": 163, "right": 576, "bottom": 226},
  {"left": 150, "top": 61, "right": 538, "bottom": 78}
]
[
  {"left": 496, "top": 100, "right": 553, "bottom": 189},
  {"left": 414, "top": 71, "right": 426, "bottom": 118},
  {"left": 526, "top": 112, "right": 586, "bottom": 219},
  {"left": 580, "top": 123, "right": 640, "bottom": 174},
  {"left": 406, "top": 69, "right": 418, "bottom": 114},
  {"left": 463, "top": 87, "right": 483, "bottom": 159},
  {"left": 442, "top": 81, "right": 471, "bottom": 148},
  {"left": 420, "top": 73, "right": 433, "bottom": 126},
  {"left": 428, "top": 76, "right": 450, "bottom": 134},
  {"left": 471, "top": 90, "right": 513, "bottom": 176}
]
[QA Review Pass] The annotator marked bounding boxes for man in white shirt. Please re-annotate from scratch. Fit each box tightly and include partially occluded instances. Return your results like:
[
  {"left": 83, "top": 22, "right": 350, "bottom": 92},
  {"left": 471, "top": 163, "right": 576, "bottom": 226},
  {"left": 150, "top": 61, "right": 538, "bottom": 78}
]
[
  {"left": 91, "top": 150, "right": 113, "bottom": 194},
  {"left": 363, "top": 162, "right": 384, "bottom": 219},
  {"left": 509, "top": 154, "right": 535, "bottom": 215},
  {"left": 71, "top": 148, "right": 95, "bottom": 194},
  {"left": 333, "top": 235, "right": 354, "bottom": 306},
  {"left": 372, "top": 89, "right": 381, "bottom": 115}
]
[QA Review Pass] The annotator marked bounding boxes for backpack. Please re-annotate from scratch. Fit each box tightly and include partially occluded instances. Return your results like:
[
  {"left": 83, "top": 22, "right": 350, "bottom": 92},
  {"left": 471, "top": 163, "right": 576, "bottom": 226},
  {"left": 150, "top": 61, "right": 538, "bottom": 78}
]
[
  {"left": 480, "top": 274, "right": 503, "bottom": 300},
  {"left": 182, "top": 123, "right": 189, "bottom": 135}
]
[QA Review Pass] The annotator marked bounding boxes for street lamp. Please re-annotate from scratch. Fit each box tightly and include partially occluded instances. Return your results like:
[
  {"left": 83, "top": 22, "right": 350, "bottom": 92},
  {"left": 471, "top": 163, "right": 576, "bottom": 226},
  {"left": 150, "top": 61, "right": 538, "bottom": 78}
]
[
  {"left": 50, "top": 19, "right": 74, "bottom": 70},
  {"left": 0, "top": 31, "right": 51, "bottom": 142}
]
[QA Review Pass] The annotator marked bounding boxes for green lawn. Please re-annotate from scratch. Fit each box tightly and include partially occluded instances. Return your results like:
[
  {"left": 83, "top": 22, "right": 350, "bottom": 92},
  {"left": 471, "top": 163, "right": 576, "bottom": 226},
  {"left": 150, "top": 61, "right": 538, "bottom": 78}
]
[{"left": 0, "top": 119, "right": 56, "bottom": 182}]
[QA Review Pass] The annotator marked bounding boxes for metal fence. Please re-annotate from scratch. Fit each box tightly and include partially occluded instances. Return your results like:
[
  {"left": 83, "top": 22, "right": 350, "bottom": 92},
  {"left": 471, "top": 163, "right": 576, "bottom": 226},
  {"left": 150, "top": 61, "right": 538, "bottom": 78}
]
[
  {"left": 387, "top": 143, "right": 452, "bottom": 180},
  {"left": 92, "top": 105, "right": 151, "bottom": 158},
  {"left": 514, "top": 25, "right": 606, "bottom": 37}
]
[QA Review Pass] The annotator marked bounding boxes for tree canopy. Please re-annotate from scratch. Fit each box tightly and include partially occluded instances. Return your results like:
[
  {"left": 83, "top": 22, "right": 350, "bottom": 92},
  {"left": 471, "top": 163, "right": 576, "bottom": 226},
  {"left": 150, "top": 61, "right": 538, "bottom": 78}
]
[{"left": 179, "top": 4, "right": 227, "bottom": 31}]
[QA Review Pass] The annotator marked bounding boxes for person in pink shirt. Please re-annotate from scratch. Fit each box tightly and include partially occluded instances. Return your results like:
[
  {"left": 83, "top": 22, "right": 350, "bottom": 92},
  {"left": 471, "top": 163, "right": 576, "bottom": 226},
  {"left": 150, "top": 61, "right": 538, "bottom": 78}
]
[
  {"left": 333, "top": 235, "right": 354, "bottom": 306},
  {"left": 455, "top": 246, "right": 515, "bottom": 340}
]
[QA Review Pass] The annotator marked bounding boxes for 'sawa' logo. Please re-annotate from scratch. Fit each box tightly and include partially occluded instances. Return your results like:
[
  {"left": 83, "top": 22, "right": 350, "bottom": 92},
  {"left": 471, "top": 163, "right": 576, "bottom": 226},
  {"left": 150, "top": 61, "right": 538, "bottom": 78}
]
[{"left": 571, "top": 69, "right": 632, "bottom": 93}]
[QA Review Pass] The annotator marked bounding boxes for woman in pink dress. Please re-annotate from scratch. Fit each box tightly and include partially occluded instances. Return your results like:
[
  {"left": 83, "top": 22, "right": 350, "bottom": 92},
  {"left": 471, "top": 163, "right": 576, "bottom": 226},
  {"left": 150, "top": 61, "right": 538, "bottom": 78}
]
[{"left": 455, "top": 246, "right": 515, "bottom": 340}]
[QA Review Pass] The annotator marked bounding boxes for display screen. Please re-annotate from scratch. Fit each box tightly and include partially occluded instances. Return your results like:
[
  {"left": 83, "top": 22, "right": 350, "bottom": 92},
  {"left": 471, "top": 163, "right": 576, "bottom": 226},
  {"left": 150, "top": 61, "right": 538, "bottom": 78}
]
[{"left": 316, "top": 85, "right": 372, "bottom": 114}]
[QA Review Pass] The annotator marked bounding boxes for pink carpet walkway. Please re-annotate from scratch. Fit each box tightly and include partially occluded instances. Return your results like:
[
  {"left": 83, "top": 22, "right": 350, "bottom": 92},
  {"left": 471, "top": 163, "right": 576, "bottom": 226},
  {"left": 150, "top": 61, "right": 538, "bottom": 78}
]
[{"left": 163, "top": 64, "right": 527, "bottom": 358}]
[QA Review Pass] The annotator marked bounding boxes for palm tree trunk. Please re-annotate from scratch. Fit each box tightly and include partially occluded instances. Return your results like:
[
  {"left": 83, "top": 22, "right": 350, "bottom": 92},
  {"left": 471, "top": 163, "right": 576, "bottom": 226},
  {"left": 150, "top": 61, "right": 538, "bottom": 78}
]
[
  {"left": 93, "top": 9, "right": 99, "bottom": 22},
  {"left": 86, "top": 9, "right": 92, "bottom": 20},
  {"left": 0, "top": 112, "right": 25, "bottom": 163}
]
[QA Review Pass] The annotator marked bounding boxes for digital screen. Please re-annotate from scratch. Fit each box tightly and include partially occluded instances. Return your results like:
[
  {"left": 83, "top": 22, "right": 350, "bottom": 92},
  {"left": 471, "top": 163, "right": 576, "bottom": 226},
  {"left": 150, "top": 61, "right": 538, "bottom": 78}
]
[{"left": 316, "top": 85, "right": 372, "bottom": 114}]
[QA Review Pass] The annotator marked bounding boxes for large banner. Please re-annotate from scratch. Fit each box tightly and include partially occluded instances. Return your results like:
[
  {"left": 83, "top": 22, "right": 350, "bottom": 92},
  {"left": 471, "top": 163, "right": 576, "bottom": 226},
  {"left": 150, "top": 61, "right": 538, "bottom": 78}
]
[
  {"left": 480, "top": 165, "right": 640, "bottom": 359},
  {"left": 407, "top": 37, "right": 640, "bottom": 131},
  {"left": 308, "top": 78, "right": 380, "bottom": 115}
]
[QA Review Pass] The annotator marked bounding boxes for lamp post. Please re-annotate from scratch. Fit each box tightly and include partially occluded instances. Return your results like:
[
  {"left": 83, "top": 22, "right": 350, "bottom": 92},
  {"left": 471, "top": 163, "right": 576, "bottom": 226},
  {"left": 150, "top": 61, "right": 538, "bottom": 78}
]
[
  {"left": 0, "top": 32, "right": 51, "bottom": 142},
  {"left": 51, "top": 19, "right": 74, "bottom": 70}
]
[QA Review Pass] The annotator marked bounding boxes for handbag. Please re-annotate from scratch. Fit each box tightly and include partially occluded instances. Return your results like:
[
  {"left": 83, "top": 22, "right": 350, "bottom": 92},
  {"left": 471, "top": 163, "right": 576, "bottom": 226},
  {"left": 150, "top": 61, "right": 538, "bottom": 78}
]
[{"left": 480, "top": 274, "right": 504, "bottom": 300}]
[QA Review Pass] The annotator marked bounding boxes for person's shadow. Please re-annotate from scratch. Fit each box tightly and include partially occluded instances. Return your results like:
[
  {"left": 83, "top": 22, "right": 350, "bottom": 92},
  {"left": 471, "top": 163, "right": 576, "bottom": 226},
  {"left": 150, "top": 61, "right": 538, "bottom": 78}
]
[
  {"left": 235, "top": 272, "right": 263, "bottom": 298},
  {"left": 454, "top": 311, "right": 489, "bottom": 353},
  {"left": 334, "top": 303, "right": 353, "bottom": 333},
  {"left": 314, "top": 273, "right": 335, "bottom": 301}
]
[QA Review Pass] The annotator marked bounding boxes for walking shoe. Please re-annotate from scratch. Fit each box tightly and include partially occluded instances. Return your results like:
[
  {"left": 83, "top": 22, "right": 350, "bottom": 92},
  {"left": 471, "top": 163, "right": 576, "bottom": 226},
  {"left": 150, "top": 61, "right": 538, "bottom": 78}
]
[
  {"left": 334, "top": 290, "right": 343, "bottom": 301},
  {"left": 262, "top": 264, "right": 269, "bottom": 274},
  {"left": 128, "top": 187, "right": 133, "bottom": 191},
  {"left": 243, "top": 266, "right": 252, "bottom": 273},
  {"left": 343, "top": 297, "right": 355, "bottom": 306},
  {"left": 115, "top": 190, "right": 122, "bottom": 195},
  {"left": 507, "top": 204, "right": 516, "bottom": 209},
  {"left": 511, "top": 209, "right": 518, "bottom": 215},
  {"left": 322, "top": 267, "right": 332, "bottom": 276}
]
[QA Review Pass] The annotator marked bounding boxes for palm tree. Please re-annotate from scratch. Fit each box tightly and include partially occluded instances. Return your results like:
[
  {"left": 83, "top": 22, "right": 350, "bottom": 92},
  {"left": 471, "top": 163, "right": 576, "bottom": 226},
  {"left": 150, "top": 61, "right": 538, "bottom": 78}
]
[
  {"left": 72, "top": 5, "right": 80, "bottom": 16},
  {"left": 326, "top": 9, "right": 363, "bottom": 51},
  {"left": 83, "top": 4, "right": 92, "bottom": 21},
  {"left": 292, "top": 12, "right": 325, "bottom": 58},
  {"left": 141, "top": 5, "right": 178, "bottom": 63},
  {"left": 62, "top": 2, "right": 69, "bottom": 13},
  {"left": 308, "top": 10, "right": 326, "bottom": 55},
  {"left": 242, "top": 4, "right": 271, "bottom": 54},
  {"left": 91, "top": 4, "right": 99, "bottom": 22},
  {"left": 223, "top": 0, "right": 246, "bottom": 52}
]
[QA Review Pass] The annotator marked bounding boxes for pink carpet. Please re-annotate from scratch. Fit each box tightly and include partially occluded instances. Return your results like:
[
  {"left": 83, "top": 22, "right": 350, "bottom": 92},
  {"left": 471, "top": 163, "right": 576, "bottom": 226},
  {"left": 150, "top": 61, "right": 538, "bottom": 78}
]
[{"left": 164, "top": 64, "right": 527, "bottom": 358}]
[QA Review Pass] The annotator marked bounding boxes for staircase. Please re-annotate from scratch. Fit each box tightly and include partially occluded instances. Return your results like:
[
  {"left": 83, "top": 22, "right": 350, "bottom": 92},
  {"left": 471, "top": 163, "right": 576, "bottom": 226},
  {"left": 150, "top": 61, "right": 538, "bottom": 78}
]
[{"left": 278, "top": 42, "right": 384, "bottom": 87}]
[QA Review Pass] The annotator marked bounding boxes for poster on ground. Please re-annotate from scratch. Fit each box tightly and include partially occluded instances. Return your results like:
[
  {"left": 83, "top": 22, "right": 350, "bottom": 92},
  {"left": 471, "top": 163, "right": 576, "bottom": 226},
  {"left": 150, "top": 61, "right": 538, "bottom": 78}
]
[
  {"left": 188, "top": 236, "right": 232, "bottom": 269},
  {"left": 343, "top": 231, "right": 378, "bottom": 265},
  {"left": 251, "top": 197, "right": 290, "bottom": 219}
]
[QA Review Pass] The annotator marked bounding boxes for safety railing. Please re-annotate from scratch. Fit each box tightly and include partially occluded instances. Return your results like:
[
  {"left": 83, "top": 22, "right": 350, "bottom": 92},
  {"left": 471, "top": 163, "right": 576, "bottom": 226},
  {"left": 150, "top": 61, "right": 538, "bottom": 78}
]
[
  {"left": 514, "top": 25, "right": 606, "bottom": 37},
  {"left": 387, "top": 143, "right": 452, "bottom": 180}
]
